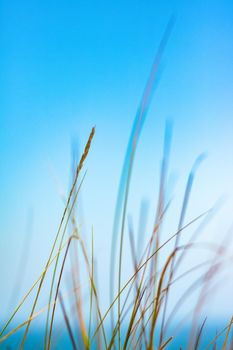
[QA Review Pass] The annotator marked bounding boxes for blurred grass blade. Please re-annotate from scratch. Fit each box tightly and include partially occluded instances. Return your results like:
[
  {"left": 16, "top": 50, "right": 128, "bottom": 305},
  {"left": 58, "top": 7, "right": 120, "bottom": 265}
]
[
  {"left": 58, "top": 292, "right": 77, "bottom": 350},
  {"left": 109, "top": 16, "right": 176, "bottom": 346}
]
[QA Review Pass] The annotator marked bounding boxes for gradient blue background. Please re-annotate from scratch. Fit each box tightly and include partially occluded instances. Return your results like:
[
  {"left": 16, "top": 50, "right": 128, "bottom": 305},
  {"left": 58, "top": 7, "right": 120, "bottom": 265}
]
[{"left": 1, "top": 0, "right": 233, "bottom": 332}]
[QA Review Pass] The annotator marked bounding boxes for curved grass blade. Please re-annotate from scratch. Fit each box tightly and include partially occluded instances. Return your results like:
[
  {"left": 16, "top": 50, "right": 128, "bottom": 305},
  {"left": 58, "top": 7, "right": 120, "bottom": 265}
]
[{"left": 109, "top": 16, "right": 176, "bottom": 346}]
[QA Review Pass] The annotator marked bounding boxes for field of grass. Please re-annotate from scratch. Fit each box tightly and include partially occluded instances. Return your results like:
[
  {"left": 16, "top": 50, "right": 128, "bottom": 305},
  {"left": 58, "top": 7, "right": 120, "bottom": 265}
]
[{"left": 1, "top": 17, "right": 233, "bottom": 350}]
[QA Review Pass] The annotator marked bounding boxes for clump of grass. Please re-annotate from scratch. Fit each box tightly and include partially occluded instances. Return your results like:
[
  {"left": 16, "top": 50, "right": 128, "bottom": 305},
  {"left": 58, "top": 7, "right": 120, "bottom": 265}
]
[{"left": 1, "top": 17, "right": 233, "bottom": 350}]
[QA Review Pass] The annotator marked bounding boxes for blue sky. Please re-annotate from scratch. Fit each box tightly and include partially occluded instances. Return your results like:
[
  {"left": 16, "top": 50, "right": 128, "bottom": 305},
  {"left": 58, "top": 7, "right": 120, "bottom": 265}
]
[{"left": 1, "top": 0, "right": 233, "bottom": 323}]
